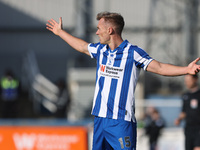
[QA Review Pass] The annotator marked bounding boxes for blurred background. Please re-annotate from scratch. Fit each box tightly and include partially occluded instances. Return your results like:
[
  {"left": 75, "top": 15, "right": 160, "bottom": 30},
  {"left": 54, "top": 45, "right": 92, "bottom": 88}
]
[{"left": 0, "top": 0, "right": 199, "bottom": 149}]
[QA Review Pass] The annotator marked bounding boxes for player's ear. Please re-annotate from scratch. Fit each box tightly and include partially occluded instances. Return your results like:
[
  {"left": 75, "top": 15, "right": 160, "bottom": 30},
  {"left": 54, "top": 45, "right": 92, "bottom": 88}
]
[{"left": 108, "top": 27, "right": 114, "bottom": 35}]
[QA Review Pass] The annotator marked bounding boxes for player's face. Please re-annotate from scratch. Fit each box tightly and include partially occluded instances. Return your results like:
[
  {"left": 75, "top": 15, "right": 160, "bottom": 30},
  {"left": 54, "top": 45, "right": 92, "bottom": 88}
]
[
  {"left": 96, "top": 18, "right": 110, "bottom": 44},
  {"left": 184, "top": 75, "right": 197, "bottom": 89}
]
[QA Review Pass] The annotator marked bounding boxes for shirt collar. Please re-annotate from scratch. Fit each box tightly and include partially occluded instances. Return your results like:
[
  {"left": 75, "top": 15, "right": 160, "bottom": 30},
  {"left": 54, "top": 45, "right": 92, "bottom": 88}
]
[
  {"left": 118, "top": 39, "right": 128, "bottom": 49},
  {"left": 106, "top": 39, "right": 129, "bottom": 53}
]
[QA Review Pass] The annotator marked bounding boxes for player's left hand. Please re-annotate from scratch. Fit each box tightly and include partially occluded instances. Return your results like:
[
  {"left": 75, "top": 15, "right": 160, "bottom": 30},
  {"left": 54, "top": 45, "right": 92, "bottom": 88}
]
[
  {"left": 46, "top": 17, "right": 63, "bottom": 36},
  {"left": 187, "top": 57, "right": 200, "bottom": 75}
]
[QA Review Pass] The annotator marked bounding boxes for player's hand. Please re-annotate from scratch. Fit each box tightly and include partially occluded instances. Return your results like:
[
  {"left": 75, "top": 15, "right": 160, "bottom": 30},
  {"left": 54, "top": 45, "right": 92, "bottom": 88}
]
[
  {"left": 46, "top": 17, "right": 63, "bottom": 36},
  {"left": 174, "top": 119, "right": 180, "bottom": 126},
  {"left": 187, "top": 57, "right": 200, "bottom": 75}
]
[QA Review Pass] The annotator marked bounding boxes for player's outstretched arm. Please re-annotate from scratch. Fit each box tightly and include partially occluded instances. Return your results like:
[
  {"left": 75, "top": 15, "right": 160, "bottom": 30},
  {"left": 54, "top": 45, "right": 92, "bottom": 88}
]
[
  {"left": 46, "top": 17, "right": 90, "bottom": 56},
  {"left": 146, "top": 57, "right": 200, "bottom": 76}
]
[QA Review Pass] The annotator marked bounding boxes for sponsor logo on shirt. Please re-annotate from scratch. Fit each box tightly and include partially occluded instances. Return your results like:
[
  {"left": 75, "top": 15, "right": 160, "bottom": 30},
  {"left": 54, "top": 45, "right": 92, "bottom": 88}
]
[{"left": 100, "top": 64, "right": 123, "bottom": 79}]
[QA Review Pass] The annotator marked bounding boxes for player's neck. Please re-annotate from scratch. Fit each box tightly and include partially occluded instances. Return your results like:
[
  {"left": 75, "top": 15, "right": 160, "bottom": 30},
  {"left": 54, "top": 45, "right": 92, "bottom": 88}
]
[
  {"left": 109, "top": 36, "right": 123, "bottom": 51},
  {"left": 189, "top": 86, "right": 199, "bottom": 93}
]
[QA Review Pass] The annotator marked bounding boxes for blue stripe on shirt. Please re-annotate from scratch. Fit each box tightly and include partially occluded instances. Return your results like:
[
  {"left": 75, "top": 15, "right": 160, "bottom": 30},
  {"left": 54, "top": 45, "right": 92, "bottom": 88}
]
[
  {"left": 92, "top": 77, "right": 104, "bottom": 115},
  {"left": 117, "top": 47, "right": 134, "bottom": 119}
]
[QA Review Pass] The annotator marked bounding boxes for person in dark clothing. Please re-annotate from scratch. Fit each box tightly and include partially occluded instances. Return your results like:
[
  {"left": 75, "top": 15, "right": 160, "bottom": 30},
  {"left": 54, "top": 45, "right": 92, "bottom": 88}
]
[
  {"left": 174, "top": 74, "right": 200, "bottom": 150},
  {"left": 145, "top": 109, "right": 165, "bottom": 150},
  {"left": 0, "top": 69, "right": 19, "bottom": 118}
]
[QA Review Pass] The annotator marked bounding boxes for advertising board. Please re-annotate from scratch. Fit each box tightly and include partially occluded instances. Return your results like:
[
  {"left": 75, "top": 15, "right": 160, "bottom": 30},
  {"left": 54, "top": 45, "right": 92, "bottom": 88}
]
[{"left": 0, "top": 126, "right": 88, "bottom": 150}]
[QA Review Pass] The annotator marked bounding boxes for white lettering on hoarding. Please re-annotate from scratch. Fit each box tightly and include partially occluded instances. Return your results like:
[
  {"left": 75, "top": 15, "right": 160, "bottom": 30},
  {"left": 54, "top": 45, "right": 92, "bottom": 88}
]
[
  {"left": 13, "top": 133, "right": 79, "bottom": 150},
  {"left": 13, "top": 133, "right": 36, "bottom": 150}
]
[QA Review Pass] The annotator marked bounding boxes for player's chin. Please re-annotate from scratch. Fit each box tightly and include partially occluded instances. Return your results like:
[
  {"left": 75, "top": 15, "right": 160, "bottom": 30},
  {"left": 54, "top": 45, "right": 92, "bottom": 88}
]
[{"left": 99, "top": 40, "right": 106, "bottom": 45}]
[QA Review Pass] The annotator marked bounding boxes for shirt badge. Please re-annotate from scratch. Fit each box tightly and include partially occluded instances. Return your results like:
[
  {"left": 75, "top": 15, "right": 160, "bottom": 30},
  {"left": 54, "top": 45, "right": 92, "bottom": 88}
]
[{"left": 190, "top": 99, "right": 198, "bottom": 109}]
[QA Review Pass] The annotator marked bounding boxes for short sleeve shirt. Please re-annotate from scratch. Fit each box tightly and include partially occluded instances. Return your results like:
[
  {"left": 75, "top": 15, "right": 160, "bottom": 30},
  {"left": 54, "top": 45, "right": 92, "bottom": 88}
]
[{"left": 88, "top": 40, "right": 153, "bottom": 122}]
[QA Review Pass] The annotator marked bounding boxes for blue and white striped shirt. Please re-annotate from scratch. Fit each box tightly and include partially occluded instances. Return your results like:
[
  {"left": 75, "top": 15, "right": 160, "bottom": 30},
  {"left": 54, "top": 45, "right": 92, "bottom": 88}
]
[{"left": 88, "top": 40, "right": 153, "bottom": 122}]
